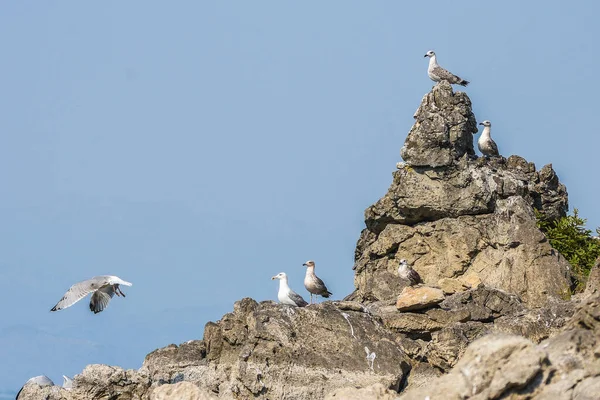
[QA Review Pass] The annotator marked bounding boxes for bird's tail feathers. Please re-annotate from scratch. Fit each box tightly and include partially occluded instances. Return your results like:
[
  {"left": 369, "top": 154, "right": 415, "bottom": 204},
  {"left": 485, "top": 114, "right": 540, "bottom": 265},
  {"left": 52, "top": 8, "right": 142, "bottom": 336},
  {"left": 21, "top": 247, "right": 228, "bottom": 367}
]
[{"left": 459, "top": 79, "right": 469, "bottom": 86}]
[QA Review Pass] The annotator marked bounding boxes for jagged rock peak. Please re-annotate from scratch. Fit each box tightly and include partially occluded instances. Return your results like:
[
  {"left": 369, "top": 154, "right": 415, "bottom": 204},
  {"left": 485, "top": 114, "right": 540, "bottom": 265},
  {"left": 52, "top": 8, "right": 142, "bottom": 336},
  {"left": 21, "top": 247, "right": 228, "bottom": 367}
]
[
  {"left": 400, "top": 81, "right": 477, "bottom": 168},
  {"left": 351, "top": 83, "right": 570, "bottom": 306}
]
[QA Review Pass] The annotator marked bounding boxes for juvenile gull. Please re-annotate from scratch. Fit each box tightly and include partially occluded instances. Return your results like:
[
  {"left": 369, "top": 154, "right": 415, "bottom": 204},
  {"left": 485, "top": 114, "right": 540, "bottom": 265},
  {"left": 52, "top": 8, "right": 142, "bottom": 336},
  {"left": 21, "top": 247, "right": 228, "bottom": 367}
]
[
  {"left": 398, "top": 259, "right": 422, "bottom": 286},
  {"left": 271, "top": 272, "right": 308, "bottom": 307},
  {"left": 424, "top": 50, "right": 469, "bottom": 86},
  {"left": 302, "top": 260, "right": 332, "bottom": 304},
  {"left": 50, "top": 275, "right": 132, "bottom": 314},
  {"left": 16, "top": 375, "right": 54, "bottom": 399},
  {"left": 478, "top": 120, "right": 500, "bottom": 157}
]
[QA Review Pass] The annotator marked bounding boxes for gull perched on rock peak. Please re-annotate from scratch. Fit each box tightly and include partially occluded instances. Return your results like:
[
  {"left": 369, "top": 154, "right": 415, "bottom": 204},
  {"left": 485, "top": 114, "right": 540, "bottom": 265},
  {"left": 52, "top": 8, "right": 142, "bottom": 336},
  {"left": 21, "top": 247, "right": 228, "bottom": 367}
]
[
  {"left": 398, "top": 259, "right": 422, "bottom": 286},
  {"left": 50, "top": 275, "right": 132, "bottom": 314},
  {"left": 478, "top": 120, "right": 500, "bottom": 157},
  {"left": 271, "top": 272, "right": 308, "bottom": 307},
  {"left": 424, "top": 50, "right": 469, "bottom": 86},
  {"left": 302, "top": 260, "right": 332, "bottom": 304}
]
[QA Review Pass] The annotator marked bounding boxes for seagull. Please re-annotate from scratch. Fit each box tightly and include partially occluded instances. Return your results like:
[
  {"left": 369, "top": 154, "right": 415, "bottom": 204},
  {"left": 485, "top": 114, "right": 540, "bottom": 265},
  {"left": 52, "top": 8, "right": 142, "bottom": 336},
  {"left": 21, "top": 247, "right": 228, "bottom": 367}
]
[
  {"left": 477, "top": 120, "right": 500, "bottom": 157},
  {"left": 302, "top": 260, "right": 332, "bottom": 304},
  {"left": 62, "top": 375, "right": 73, "bottom": 390},
  {"left": 424, "top": 50, "right": 469, "bottom": 86},
  {"left": 398, "top": 259, "right": 422, "bottom": 286},
  {"left": 50, "top": 275, "right": 132, "bottom": 314},
  {"left": 271, "top": 272, "right": 308, "bottom": 307},
  {"left": 16, "top": 375, "right": 54, "bottom": 399}
]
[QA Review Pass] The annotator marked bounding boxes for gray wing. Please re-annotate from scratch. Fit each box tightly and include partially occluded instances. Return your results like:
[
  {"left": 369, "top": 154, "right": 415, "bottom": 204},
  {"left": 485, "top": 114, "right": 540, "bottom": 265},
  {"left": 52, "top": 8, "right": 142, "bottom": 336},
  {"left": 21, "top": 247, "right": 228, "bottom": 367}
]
[
  {"left": 313, "top": 275, "right": 332, "bottom": 297},
  {"left": 89, "top": 285, "right": 115, "bottom": 314},
  {"left": 408, "top": 269, "right": 422, "bottom": 285},
  {"left": 288, "top": 290, "right": 308, "bottom": 307},
  {"left": 489, "top": 139, "right": 499, "bottom": 156},
  {"left": 431, "top": 65, "right": 463, "bottom": 85},
  {"left": 51, "top": 277, "right": 110, "bottom": 311}
]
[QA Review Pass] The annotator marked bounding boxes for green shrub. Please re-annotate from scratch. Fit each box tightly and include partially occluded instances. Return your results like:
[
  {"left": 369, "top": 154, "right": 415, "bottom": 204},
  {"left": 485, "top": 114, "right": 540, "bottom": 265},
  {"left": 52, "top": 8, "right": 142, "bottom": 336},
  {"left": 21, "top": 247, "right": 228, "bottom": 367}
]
[{"left": 536, "top": 209, "right": 600, "bottom": 292}]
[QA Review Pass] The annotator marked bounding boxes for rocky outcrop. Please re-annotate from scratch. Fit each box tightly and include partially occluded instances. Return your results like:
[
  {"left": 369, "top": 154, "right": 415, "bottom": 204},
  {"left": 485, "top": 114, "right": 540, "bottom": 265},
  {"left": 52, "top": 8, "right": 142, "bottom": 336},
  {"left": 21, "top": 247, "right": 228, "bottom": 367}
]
[
  {"left": 151, "top": 382, "right": 218, "bottom": 400},
  {"left": 399, "top": 293, "right": 600, "bottom": 400},
  {"left": 379, "top": 286, "right": 574, "bottom": 373},
  {"left": 349, "top": 83, "right": 570, "bottom": 307},
  {"left": 396, "top": 286, "right": 445, "bottom": 311},
  {"left": 145, "top": 299, "right": 410, "bottom": 399},
  {"left": 18, "top": 299, "right": 410, "bottom": 400},
  {"left": 20, "top": 82, "right": 582, "bottom": 400},
  {"left": 400, "top": 80, "right": 477, "bottom": 167},
  {"left": 584, "top": 257, "right": 600, "bottom": 297},
  {"left": 324, "top": 383, "right": 398, "bottom": 400}
]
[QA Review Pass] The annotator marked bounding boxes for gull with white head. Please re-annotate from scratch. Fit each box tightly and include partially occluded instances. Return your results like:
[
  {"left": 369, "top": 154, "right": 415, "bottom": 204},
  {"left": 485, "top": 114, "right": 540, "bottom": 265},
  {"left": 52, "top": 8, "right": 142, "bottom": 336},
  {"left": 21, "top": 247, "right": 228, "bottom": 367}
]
[
  {"left": 271, "top": 272, "right": 308, "bottom": 307},
  {"left": 424, "top": 50, "right": 469, "bottom": 86},
  {"left": 398, "top": 259, "right": 422, "bottom": 286},
  {"left": 302, "top": 260, "right": 332, "bottom": 304},
  {"left": 50, "top": 275, "right": 132, "bottom": 314},
  {"left": 477, "top": 120, "right": 500, "bottom": 157}
]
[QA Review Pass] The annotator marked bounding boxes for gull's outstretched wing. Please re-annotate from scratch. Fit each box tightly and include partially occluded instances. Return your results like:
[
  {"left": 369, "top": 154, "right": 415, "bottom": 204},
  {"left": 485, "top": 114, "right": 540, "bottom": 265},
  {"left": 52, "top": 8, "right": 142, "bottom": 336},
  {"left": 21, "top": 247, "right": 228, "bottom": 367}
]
[
  {"left": 89, "top": 285, "right": 115, "bottom": 314},
  {"left": 51, "top": 277, "right": 110, "bottom": 312}
]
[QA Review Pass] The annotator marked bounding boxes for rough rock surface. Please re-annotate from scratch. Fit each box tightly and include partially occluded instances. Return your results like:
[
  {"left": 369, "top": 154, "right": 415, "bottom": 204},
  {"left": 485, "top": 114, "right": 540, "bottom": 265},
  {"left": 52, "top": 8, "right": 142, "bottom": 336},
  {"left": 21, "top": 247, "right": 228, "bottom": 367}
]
[
  {"left": 16, "top": 364, "right": 152, "bottom": 400},
  {"left": 151, "top": 382, "right": 218, "bottom": 400},
  {"left": 399, "top": 293, "right": 600, "bottom": 400},
  {"left": 396, "top": 286, "right": 445, "bottom": 311},
  {"left": 324, "top": 383, "right": 399, "bottom": 400},
  {"left": 400, "top": 80, "right": 477, "bottom": 167},
  {"left": 584, "top": 257, "right": 600, "bottom": 297},
  {"left": 437, "top": 277, "right": 469, "bottom": 294},
  {"left": 143, "top": 299, "right": 410, "bottom": 399},
  {"left": 350, "top": 82, "right": 569, "bottom": 307}
]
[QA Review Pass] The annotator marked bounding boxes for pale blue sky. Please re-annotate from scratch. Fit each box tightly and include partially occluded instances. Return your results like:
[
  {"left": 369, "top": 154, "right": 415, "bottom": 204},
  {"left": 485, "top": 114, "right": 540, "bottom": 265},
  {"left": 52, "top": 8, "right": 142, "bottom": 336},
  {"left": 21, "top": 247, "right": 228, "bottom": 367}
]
[{"left": 1, "top": 1, "right": 599, "bottom": 395}]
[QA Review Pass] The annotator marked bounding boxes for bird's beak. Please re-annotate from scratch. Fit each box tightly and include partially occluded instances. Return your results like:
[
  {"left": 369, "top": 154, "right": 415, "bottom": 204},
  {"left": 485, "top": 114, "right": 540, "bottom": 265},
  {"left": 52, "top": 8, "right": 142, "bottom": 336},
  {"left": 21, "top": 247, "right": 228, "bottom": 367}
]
[
  {"left": 271, "top": 276, "right": 277, "bottom": 280},
  {"left": 424, "top": 54, "right": 428, "bottom": 57},
  {"left": 302, "top": 263, "right": 307, "bottom": 266},
  {"left": 478, "top": 122, "right": 483, "bottom": 126}
]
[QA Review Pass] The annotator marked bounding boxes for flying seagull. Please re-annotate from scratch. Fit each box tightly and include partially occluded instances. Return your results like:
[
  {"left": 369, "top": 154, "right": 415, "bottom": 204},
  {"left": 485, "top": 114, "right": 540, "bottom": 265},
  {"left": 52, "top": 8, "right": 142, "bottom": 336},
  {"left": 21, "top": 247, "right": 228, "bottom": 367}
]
[
  {"left": 477, "top": 120, "right": 500, "bottom": 157},
  {"left": 50, "top": 275, "right": 132, "bottom": 314},
  {"left": 302, "top": 260, "right": 332, "bottom": 304},
  {"left": 16, "top": 375, "right": 54, "bottom": 399},
  {"left": 424, "top": 50, "right": 469, "bottom": 86},
  {"left": 398, "top": 259, "right": 422, "bottom": 286},
  {"left": 271, "top": 272, "right": 308, "bottom": 307}
]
